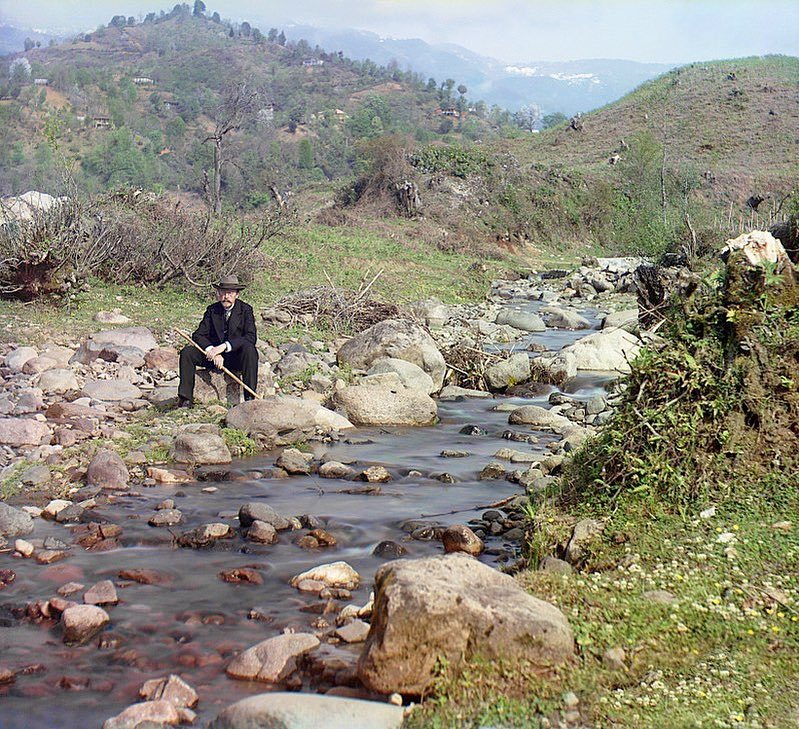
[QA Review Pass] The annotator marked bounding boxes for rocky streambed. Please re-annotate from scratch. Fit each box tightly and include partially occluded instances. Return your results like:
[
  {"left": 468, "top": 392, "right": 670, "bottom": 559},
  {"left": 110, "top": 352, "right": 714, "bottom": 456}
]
[{"left": 0, "top": 259, "right": 644, "bottom": 728}]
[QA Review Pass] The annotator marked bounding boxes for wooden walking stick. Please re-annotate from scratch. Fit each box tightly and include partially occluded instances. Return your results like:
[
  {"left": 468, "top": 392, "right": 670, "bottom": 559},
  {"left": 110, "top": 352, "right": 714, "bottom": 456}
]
[{"left": 175, "top": 329, "right": 262, "bottom": 400}]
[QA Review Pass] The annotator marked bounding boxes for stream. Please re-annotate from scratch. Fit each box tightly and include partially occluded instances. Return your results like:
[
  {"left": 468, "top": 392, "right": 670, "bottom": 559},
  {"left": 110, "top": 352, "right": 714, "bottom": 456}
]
[{"left": 0, "top": 301, "right": 615, "bottom": 728}]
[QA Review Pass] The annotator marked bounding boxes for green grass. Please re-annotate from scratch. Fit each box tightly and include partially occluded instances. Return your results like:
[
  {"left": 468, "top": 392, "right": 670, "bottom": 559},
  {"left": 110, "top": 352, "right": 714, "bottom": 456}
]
[
  {"left": 0, "top": 222, "right": 519, "bottom": 347},
  {"left": 409, "top": 488, "right": 799, "bottom": 728}
]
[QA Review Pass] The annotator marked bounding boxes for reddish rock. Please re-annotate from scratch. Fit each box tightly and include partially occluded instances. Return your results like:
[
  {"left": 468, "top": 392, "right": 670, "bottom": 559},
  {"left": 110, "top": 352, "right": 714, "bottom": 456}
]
[
  {"left": 219, "top": 567, "right": 263, "bottom": 585},
  {"left": 62, "top": 604, "right": 110, "bottom": 645},
  {"left": 84, "top": 580, "right": 119, "bottom": 606},
  {"left": 442, "top": 525, "right": 484, "bottom": 557},
  {"left": 247, "top": 520, "right": 278, "bottom": 544},
  {"left": 0, "top": 666, "right": 15, "bottom": 685},
  {"left": 57, "top": 582, "right": 85, "bottom": 597},
  {"left": 144, "top": 347, "right": 179, "bottom": 372},
  {"left": 0, "top": 418, "right": 50, "bottom": 447},
  {"left": 309, "top": 528, "right": 337, "bottom": 547},
  {"left": 294, "top": 535, "right": 320, "bottom": 549},
  {"left": 0, "top": 569, "right": 15, "bottom": 589},
  {"left": 102, "top": 699, "right": 180, "bottom": 729},
  {"left": 36, "top": 550, "right": 69, "bottom": 565},
  {"left": 118, "top": 568, "right": 172, "bottom": 586},
  {"left": 147, "top": 467, "right": 191, "bottom": 484}
]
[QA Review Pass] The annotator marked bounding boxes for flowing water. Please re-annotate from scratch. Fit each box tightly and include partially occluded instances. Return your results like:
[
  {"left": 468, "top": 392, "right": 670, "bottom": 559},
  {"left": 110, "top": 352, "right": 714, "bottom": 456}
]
[{"left": 0, "top": 303, "right": 614, "bottom": 727}]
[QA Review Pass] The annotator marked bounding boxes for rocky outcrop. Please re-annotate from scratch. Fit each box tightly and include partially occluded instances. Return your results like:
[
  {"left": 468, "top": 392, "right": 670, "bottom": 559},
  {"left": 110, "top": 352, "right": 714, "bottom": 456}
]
[
  {"left": 337, "top": 319, "right": 446, "bottom": 390},
  {"left": 357, "top": 553, "right": 573, "bottom": 695}
]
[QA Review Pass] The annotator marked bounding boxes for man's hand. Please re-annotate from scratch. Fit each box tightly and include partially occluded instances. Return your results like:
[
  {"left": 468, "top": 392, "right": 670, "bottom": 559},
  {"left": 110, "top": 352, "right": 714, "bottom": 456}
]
[
  {"left": 212, "top": 354, "right": 224, "bottom": 369},
  {"left": 205, "top": 344, "right": 226, "bottom": 361}
]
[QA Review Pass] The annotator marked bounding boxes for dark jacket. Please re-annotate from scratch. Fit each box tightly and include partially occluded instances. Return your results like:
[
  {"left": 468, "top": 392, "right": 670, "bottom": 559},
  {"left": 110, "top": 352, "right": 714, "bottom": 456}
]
[{"left": 192, "top": 300, "right": 257, "bottom": 353}]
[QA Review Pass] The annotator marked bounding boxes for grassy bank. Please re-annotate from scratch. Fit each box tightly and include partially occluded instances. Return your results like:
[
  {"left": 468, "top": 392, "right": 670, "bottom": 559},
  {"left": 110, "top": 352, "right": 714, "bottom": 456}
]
[
  {"left": 0, "top": 221, "right": 522, "bottom": 346},
  {"left": 408, "top": 489, "right": 799, "bottom": 728}
]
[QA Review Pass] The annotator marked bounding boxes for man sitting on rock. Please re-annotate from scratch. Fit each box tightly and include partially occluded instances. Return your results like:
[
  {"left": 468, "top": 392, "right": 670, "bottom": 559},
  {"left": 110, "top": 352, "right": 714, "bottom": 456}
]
[{"left": 178, "top": 275, "right": 258, "bottom": 407}]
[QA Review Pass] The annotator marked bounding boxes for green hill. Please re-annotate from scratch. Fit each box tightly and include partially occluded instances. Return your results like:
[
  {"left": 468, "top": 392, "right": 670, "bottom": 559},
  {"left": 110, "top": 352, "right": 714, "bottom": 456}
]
[{"left": 0, "top": 6, "right": 491, "bottom": 205}]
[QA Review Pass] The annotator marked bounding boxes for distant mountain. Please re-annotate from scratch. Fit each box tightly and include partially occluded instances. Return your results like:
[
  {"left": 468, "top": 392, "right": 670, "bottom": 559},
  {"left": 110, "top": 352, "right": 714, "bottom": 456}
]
[
  {"left": 278, "top": 25, "right": 672, "bottom": 114},
  {"left": 0, "top": 24, "right": 59, "bottom": 56}
]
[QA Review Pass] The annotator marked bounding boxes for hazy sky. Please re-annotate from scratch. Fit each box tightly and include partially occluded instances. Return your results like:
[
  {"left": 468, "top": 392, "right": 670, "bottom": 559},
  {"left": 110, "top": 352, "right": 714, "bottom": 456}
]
[{"left": 1, "top": 0, "right": 797, "bottom": 64}]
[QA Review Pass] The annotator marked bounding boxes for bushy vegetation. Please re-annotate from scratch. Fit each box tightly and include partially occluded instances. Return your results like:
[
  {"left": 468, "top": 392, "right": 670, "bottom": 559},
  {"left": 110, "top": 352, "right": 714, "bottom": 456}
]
[{"left": 0, "top": 186, "right": 289, "bottom": 299}]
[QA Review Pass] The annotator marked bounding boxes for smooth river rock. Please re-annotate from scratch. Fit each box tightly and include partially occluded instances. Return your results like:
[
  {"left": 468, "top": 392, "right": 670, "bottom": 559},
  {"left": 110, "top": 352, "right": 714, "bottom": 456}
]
[
  {"left": 226, "top": 396, "right": 353, "bottom": 449},
  {"left": 172, "top": 433, "right": 232, "bottom": 465},
  {"left": 0, "top": 502, "right": 35, "bottom": 538},
  {"left": 333, "top": 384, "right": 437, "bottom": 427},
  {"left": 210, "top": 693, "right": 404, "bottom": 729},
  {"left": 357, "top": 553, "right": 574, "bottom": 695}
]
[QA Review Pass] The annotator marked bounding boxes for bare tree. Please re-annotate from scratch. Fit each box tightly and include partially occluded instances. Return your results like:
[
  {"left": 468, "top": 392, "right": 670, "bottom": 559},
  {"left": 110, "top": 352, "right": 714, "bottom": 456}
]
[
  {"left": 204, "top": 83, "right": 259, "bottom": 214},
  {"left": 515, "top": 104, "right": 541, "bottom": 133}
]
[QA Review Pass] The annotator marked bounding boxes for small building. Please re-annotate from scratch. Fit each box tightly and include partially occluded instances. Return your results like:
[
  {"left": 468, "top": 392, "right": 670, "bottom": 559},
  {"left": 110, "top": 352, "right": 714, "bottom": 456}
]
[
  {"left": 437, "top": 107, "right": 460, "bottom": 118},
  {"left": 133, "top": 77, "right": 154, "bottom": 85},
  {"left": 302, "top": 58, "right": 323, "bottom": 67},
  {"left": 93, "top": 116, "right": 111, "bottom": 128},
  {"left": 33, "top": 78, "right": 49, "bottom": 86}
]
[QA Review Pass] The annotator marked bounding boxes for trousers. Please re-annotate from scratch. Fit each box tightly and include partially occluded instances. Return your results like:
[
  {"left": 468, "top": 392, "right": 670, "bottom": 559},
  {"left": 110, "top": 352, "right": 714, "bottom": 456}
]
[{"left": 178, "top": 344, "right": 258, "bottom": 402}]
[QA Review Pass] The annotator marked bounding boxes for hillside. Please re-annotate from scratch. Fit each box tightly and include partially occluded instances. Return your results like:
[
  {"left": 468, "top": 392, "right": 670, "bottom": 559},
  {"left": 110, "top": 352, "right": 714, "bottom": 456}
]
[
  {"left": 523, "top": 56, "right": 799, "bottom": 202},
  {"left": 398, "top": 55, "right": 799, "bottom": 256},
  {"left": 0, "top": 7, "right": 492, "bottom": 203}
]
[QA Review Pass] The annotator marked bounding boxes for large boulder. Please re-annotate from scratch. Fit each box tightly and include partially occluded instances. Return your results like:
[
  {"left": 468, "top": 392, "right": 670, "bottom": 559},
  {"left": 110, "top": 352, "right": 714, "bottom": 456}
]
[
  {"left": 542, "top": 306, "right": 591, "bottom": 330},
  {"left": 357, "top": 553, "right": 573, "bottom": 695},
  {"left": 0, "top": 502, "right": 34, "bottom": 538},
  {"left": 337, "top": 319, "right": 446, "bottom": 390},
  {"left": 601, "top": 308, "right": 639, "bottom": 333},
  {"left": 226, "top": 397, "right": 353, "bottom": 448},
  {"left": 508, "top": 405, "right": 573, "bottom": 432},
  {"left": 333, "top": 384, "right": 437, "bottom": 426},
  {"left": 495, "top": 309, "right": 546, "bottom": 332},
  {"left": 172, "top": 433, "right": 232, "bottom": 465},
  {"left": 485, "top": 353, "right": 531, "bottom": 391},
  {"left": 70, "top": 327, "right": 157, "bottom": 366},
  {"left": 210, "top": 693, "right": 404, "bottom": 729},
  {"left": 558, "top": 329, "right": 642, "bottom": 373},
  {"left": 5, "top": 346, "right": 38, "bottom": 372},
  {"left": 367, "top": 357, "right": 436, "bottom": 394}
]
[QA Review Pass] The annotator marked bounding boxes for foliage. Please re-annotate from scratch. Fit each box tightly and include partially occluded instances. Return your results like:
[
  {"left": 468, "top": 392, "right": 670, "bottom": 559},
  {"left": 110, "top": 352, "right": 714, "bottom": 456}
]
[
  {"left": 221, "top": 427, "right": 257, "bottom": 457},
  {"left": 563, "top": 256, "right": 799, "bottom": 506},
  {"left": 410, "top": 144, "right": 490, "bottom": 178},
  {"left": 0, "top": 187, "right": 291, "bottom": 299}
]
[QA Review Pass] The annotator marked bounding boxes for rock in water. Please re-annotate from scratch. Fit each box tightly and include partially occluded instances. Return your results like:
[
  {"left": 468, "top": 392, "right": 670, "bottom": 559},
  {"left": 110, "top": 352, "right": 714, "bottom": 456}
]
[
  {"left": 333, "top": 384, "right": 437, "bottom": 426},
  {"left": 62, "top": 604, "right": 110, "bottom": 645},
  {"left": 357, "top": 553, "right": 573, "bottom": 695},
  {"left": 226, "top": 396, "right": 352, "bottom": 448},
  {"left": 226, "top": 633, "right": 320, "bottom": 682},
  {"left": 210, "top": 693, "right": 404, "bottom": 729},
  {"left": 0, "top": 503, "right": 34, "bottom": 538}
]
